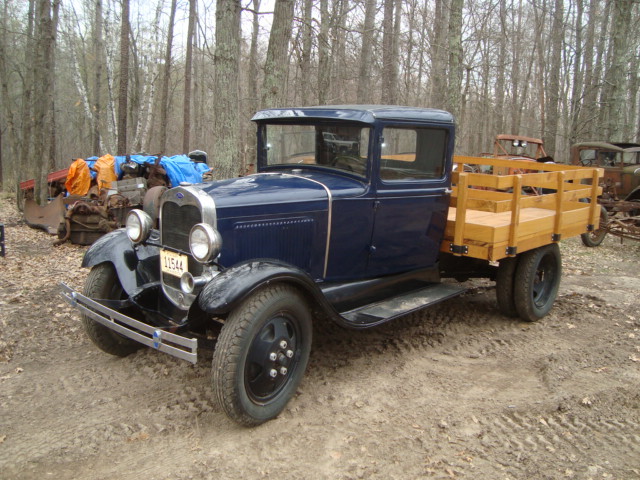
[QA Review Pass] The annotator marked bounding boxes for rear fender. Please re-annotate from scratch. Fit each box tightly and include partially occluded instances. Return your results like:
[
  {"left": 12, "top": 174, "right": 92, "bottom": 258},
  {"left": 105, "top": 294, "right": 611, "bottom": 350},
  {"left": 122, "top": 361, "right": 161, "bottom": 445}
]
[
  {"left": 82, "top": 228, "right": 161, "bottom": 295},
  {"left": 625, "top": 185, "right": 640, "bottom": 201},
  {"left": 198, "top": 260, "right": 333, "bottom": 317}
]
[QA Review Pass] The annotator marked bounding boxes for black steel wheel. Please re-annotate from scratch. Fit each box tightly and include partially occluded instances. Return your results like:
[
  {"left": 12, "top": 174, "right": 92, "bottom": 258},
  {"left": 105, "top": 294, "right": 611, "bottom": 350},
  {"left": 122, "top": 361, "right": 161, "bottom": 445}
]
[
  {"left": 496, "top": 256, "right": 519, "bottom": 317},
  {"left": 513, "top": 244, "right": 562, "bottom": 322},
  {"left": 82, "top": 263, "right": 141, "bottom": 357},
  {"left": 581, "top": 205, "right": 608, "bottom": 247},
  {"left": 212, "top": 284, "right": 312, "bottom": 427}
]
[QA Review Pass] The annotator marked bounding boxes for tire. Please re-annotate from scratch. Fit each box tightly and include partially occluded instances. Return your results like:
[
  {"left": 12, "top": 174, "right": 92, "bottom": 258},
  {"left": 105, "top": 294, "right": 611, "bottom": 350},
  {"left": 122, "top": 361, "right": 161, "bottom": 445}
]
[
  {"left": 513, "top": 244, "right": 562, "bottom": 322},
  {"left": 581, "top": 205, "right": 608, "bottom": 247},
  {"left": 212, "top": 284, "right": 312, "bottom": 426},
  {"left": 496, "top": 256, "right": 519, "bottom": 317},
  {"left": 82, "top": 263, "right": 141, "bottom": 357}
]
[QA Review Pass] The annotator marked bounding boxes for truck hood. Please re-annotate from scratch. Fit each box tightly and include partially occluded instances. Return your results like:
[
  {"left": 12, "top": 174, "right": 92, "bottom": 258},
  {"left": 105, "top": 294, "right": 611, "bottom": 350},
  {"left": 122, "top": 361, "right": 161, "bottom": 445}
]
[{"left": 198, "top": 171, "right": 367, "bottom": 218}]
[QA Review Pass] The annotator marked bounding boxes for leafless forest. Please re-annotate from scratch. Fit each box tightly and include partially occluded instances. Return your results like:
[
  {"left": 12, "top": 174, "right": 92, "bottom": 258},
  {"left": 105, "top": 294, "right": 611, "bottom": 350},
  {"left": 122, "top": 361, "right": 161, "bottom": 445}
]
[{"left": 1, "top": 0, "right": 639, "bottom": 201}]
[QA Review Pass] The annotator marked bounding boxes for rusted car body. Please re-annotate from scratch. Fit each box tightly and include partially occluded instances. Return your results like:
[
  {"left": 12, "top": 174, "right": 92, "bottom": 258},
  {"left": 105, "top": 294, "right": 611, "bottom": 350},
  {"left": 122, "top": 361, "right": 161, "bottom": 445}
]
[{"left": 571, "top": 142, "right": 640, "bottom": 244}]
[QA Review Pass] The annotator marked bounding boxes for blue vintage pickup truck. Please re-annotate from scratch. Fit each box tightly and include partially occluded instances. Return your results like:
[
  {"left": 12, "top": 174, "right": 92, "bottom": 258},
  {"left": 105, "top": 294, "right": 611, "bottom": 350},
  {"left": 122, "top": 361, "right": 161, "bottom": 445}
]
[{"left": 61, "top": 106, "right": 602, "bottom": 426}]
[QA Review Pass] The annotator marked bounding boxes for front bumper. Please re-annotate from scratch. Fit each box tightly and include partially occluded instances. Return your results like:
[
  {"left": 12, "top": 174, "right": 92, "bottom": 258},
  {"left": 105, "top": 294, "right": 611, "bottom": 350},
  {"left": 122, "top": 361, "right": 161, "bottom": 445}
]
[{"left": 60, "top": 283, "right": 198, "bottom": 364}]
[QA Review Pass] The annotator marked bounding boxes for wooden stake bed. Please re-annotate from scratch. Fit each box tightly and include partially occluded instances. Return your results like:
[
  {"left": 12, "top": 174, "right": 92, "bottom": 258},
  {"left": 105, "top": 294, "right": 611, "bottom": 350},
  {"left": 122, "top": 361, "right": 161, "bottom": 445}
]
[{"left": 442, "top": 156, "right": 604, "bottom": 262}]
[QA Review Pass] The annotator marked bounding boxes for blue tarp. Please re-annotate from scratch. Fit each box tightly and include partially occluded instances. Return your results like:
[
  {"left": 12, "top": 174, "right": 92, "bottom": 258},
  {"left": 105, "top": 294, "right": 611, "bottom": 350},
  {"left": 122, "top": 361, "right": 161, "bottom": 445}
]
[{"left": 85, "top": 154, "right": 210, "bottom": 186}]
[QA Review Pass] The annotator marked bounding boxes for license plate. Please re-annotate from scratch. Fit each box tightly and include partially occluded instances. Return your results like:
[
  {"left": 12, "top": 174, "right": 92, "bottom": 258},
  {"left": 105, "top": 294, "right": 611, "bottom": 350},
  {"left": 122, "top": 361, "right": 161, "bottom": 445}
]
[{"left": 160, "top": 250, "right": 188, "bottom": 278}]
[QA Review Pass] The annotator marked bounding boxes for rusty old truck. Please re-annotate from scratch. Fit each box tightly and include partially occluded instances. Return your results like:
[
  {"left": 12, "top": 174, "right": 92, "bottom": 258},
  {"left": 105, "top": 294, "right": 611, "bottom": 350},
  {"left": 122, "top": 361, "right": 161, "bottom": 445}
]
[
  {"left": 571, "top": 141, "right": 640, "bottom": 245},
  {"left": 61, "top": 106, "right": 603, "bottom": 426}
]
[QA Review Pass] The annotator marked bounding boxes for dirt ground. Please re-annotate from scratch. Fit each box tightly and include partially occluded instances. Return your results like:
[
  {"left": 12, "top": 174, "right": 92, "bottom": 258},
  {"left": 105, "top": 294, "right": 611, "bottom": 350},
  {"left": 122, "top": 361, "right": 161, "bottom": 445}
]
[{"left": 0, "top": 192, "right": 639, "bottom": 480}]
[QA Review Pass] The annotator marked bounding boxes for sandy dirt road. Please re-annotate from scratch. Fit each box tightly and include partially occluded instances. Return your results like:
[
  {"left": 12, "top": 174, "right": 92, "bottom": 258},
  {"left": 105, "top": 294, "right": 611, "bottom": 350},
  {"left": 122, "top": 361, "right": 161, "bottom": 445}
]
[{"left": 1, "top": 195, "right": 639, "bottom": 479}]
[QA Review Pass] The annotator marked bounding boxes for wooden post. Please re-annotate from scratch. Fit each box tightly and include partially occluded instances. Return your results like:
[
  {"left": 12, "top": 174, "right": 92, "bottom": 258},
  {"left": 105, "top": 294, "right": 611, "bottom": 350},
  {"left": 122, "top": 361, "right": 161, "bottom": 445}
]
[
  {"left": 588, "top": 168, "right": 601, "bottom": 229},
  {"left": 452, "top": 172, "right": 469, "bottom": 255},
  {"left": 553, "top": 171, "right": 565, "bottom": 241},
  {"left": 507, "top": 174, "right": 522, "bottom": 255}
]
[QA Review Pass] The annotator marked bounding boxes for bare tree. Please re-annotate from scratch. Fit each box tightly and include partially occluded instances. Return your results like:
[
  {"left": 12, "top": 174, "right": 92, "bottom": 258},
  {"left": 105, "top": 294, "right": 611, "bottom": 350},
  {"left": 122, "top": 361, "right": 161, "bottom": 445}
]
[
  {"left": 545, "top": 0, "right": 564, "bottom": 158},
  {"left": 183, "top": 0, "right": 196, "bottom": 153},
  {"left": 261, "top": 0, "right": 294, "bottom": 109},
  {"left": 116, "top": 0, "right": 130, "bottom": 155},
  {"left": 446, "top": 0, "right": 463, "bottom": 122},
  {"left": 357, "top": 0, "right": 377, "bottom": 104},
  {"left": 92, "top": 0, "right": 104, "bottom": 155},
  {"left": 212, "top": 0, "right": 241, "bottom": 178},
  {"left": 317, "top": 0, "right": 330, "bottom": 104},
  {"left": 159, "top": 0, "right": 177, "bottom": 153}
]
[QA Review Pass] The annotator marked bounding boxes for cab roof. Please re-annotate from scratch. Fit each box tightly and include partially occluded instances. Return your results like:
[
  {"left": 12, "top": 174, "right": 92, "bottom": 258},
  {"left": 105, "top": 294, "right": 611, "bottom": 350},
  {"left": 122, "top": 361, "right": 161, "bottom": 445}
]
[{"left": 251, "top": 105, "right": 455, "bottom": 125}]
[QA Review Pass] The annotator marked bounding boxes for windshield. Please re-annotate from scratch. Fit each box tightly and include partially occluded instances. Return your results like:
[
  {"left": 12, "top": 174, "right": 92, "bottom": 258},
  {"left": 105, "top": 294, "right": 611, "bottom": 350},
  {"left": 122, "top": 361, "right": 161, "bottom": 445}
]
[{"left": 263, "top": 124, "right": 370, "bottom": 176}]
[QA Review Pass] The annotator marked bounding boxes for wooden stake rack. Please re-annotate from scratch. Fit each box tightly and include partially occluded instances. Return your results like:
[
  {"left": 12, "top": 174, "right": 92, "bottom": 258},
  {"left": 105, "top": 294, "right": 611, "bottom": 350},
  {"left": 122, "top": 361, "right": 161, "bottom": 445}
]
[{"left": 442, "top": 156, "right": 603, "bottom": 262}]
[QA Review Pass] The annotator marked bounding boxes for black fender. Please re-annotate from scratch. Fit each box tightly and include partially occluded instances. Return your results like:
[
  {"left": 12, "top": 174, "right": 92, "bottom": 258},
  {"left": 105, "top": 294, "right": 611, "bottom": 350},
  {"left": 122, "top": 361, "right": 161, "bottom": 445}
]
[
  {"left": 81, "top": 228, "right": 161, "bottom": 296},
  {"left": 625, "top": 185, "right": 640, "bottom": 202},
  {"left": 198, "top": 259, "right": 341, "bottom": 321}
]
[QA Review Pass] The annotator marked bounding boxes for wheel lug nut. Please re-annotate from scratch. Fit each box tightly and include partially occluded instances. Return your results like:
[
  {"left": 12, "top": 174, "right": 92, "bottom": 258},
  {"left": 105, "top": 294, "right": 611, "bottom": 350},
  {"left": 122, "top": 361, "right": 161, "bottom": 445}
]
[
  {"left": 269, "top": 369, "right": 278, "bottom": 378},
  {"left": 269, "top": 352, "right": 277, "bottom": 361},
  {"left": 286, "top": 349, "right": 294, "bottom": 358},
  {"left": 279, "top": 340, "right": 288, "bottom": 349},
  {"left": 279, "top": 367, "right": 288, "bottom": 376}
]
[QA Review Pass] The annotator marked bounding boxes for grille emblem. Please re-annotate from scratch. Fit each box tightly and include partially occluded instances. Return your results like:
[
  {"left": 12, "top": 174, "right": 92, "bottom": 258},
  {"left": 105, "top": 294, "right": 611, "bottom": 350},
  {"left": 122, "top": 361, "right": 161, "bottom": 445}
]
[{"left": 176, "top": 192, "right": 184, "bottom": 199}]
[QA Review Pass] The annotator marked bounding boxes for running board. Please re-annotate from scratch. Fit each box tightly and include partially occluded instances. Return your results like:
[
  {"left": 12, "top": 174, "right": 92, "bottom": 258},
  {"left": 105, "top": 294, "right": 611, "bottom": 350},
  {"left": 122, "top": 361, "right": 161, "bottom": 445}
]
[{"left": 340, "top": 283, "right": 466, "bottom": 327}]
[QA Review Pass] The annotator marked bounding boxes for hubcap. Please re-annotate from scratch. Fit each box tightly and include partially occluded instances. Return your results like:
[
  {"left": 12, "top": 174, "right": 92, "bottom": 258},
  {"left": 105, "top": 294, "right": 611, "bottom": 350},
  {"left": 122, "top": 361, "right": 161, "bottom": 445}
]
[{"left": 245, "top": 314, "right": 299, "bottom": 402}]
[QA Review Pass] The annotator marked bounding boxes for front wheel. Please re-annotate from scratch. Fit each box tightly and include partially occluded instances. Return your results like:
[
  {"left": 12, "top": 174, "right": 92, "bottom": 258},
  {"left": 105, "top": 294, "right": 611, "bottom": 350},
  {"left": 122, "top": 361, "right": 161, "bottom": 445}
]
[
  {"left": 212, "top": 284, "right": 312, "bottom": 426},
  {"left": 513, "top": 244, "right": 562, "bottom": 322},
  {"left": 581, "top": 205, "right": 608, "bottom": 247},
  {"left": 82, "top": 263, "right": 141, "bottom": 357}
]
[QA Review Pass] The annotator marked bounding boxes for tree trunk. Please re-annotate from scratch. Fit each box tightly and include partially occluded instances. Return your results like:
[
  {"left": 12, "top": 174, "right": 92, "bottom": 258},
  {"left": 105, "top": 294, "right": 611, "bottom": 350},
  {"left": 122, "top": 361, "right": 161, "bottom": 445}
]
[
  {"left": 92, "top": 0, "right": 104, "bottom": 155},
  {"left": 380, "top": 0, "right": 396, "bottom": 104},
  {"left": 568, "top": 0, "right": 584, "bottom": 145},
  {"left": 357, "top": 0, "right": 377, "bottom": 103},
  {"left": 18, "top": 0, "right": 36, "bottom": 206},
  {"left": 446, "top": 0, "right": 463, "bottom": 122},
  {"left": 494, "top": 0, "right": 507, "bottom": 135},
  {"left": 317, "top": 0, "right": 330, "bottom": 104},
  {"left": 261, "top": 0, "right": 294, "bottom": 109},
  {"left": 212, "top": 0, "right": 241, "bottom": 178},
  {"left": 430, "top": 0, "right": 449, "bottom": 108},
  {"left": 544, "top": 0, "right": 563, "bottom": 158},
  {"left": 603, "top": 0, "right": 633, "bottom": 141},
  {"left": 182, "top": 0, "right": 196, "bottom": 153},
  {"left": 159, "top": 0, "right": 177, "bottom": 153},
  {"left": 0, "top": 1, "right": 20, "bottom": 191},
  {"left": 116, "top": 0, "right": 130, "bottom": 155},
  {"left": 32, "top": 0, "right": 54, "bottom": 204}
]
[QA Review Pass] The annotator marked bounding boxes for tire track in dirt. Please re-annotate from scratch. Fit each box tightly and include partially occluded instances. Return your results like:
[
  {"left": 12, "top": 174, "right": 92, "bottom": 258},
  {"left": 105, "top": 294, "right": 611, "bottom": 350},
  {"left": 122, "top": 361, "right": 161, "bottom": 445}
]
[{"left": 469, "top": 398, "right": 640, "bottom": 478}]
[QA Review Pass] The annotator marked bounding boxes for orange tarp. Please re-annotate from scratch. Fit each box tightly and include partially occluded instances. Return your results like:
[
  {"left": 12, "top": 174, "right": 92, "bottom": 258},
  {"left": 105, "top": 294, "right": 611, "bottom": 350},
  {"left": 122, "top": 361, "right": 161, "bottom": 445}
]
[
  {"left": 94, "top": 154, "right": 117, "bottom": 191},
  {"left": 65, "top": 158, "right": 91, "bottom": 195}
]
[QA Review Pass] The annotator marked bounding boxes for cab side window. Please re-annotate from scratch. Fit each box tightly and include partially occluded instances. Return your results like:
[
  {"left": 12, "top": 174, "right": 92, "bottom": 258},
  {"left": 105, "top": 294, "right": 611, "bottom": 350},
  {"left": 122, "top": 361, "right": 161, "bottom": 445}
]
[{"left": 380, "top": 127, "right": 447, "bottom": 181}]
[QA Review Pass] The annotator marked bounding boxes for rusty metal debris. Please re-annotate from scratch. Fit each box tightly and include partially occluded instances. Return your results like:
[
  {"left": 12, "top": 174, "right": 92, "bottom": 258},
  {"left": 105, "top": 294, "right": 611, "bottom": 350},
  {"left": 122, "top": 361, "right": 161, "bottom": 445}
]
[{"left": 23, "top": 195, "right": 66, "bottom": 235}]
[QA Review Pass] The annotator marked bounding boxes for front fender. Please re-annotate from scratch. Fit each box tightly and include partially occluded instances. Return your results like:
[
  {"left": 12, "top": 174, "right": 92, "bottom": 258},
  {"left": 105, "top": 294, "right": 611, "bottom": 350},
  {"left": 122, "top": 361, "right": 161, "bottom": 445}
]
[
  {"left": 198, "top": 260, "right": 331, "bottom": 316},
  {"left": 82, "top": 228, "right": 161, "bottom": 295}
]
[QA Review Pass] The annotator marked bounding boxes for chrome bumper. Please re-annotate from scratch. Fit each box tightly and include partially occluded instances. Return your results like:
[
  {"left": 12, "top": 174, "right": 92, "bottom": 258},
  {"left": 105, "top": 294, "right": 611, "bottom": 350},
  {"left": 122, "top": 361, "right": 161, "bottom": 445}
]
[{"left": 60, "top": 283, "right": 198, "bottom": 364}]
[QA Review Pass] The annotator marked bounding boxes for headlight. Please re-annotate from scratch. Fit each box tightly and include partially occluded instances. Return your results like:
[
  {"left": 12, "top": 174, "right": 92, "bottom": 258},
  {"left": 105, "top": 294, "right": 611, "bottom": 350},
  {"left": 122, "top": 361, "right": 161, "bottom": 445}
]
[
  {"left": 189, "top": 223, "right": 222, "bottom": 263},
  {"left": 126, "top": 209, "right": 153, "bottom": 244}
]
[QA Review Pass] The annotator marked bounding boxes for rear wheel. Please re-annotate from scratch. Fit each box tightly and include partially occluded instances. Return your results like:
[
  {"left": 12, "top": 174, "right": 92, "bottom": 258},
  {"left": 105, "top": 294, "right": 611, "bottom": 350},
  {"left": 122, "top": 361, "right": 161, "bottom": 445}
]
[
  {"left": 581, "top": 205, "right": 608, "bottom": 247},
  {"left": 496, "top": 256, "right": 519, "bottom": 317},
  {"left": 82, "top": 263, "right": 141, "bottom": 357},
  {"left": 513, "top": 244, "right": 562, "bottom": 322},
  {"left": 212, "top": 284, "right": 312, "bottom": 426}
]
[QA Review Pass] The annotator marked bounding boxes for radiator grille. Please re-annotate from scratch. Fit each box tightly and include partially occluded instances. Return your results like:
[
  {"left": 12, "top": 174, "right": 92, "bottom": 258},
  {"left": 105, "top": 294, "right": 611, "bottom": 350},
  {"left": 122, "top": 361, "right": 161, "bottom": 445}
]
[
  {"left": 160, "top": 201, "right": 203, "bottom": 291},
  {"left": 161, "top": 202, "right": 201, "bottom": 252}
]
